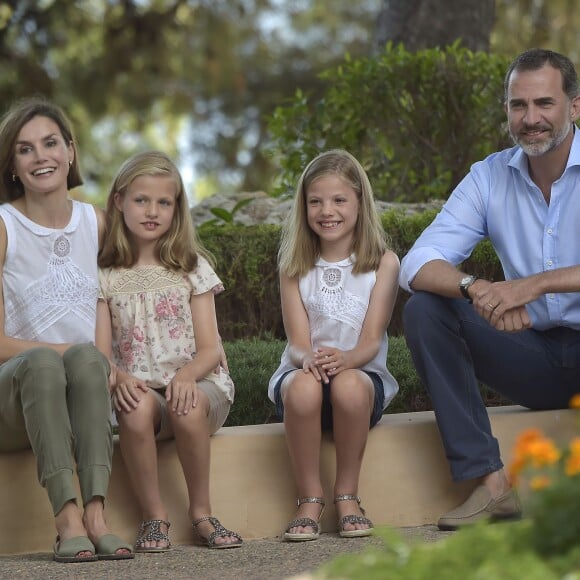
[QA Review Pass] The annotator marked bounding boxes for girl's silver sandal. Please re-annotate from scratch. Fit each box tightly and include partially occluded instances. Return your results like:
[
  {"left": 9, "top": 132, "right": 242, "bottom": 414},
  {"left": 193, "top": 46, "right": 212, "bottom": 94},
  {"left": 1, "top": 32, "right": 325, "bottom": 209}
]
[
  {"left": 284, "top": 496, "right": 326, "bottom": 542},
  {"left": 334, "top": 494, "right": 373, "bottom": 538}
]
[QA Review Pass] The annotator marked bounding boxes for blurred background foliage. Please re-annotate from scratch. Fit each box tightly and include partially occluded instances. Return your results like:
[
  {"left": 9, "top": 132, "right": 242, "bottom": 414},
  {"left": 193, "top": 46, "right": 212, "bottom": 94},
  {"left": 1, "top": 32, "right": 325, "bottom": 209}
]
[
  {"left": 1, "top": 0, "right": 579, "bottom": 205},
  {"left": 267, "top": 44, "right": 512, "bottom": 201}
]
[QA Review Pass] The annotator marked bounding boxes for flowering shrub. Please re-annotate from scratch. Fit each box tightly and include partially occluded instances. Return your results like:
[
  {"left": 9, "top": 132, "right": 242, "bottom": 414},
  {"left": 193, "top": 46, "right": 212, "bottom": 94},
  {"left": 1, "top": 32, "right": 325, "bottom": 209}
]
[
  {"left": 314, "top": 398, "right": 580, "bottom": 579},
  {"left": 509, "top": 394, "right": 580, "bottom": 557}
]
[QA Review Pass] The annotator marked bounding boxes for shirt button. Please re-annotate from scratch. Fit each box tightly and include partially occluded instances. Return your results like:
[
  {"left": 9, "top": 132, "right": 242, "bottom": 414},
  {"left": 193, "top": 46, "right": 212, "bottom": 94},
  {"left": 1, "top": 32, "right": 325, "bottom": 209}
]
[
  {"left": 547, "top": 228, "right": 553, "bottom": 235},
  {"left": 549, "top": 294, "right": 555, "bottom": 299},
  {"left": 547, "top": 260, "right": 553, "bottom": 266}
]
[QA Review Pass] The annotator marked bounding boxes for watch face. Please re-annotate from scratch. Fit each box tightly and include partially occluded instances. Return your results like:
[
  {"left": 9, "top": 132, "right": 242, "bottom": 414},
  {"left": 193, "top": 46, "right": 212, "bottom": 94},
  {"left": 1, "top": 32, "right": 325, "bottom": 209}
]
[{"left": 459, "top": 275, "right": 477, "bottom": 301}]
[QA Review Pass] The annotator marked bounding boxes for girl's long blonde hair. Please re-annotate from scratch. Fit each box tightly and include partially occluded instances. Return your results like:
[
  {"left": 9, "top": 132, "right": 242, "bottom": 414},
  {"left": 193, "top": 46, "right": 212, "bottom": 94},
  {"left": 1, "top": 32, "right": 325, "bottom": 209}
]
[
  {"left": 278, "top": 149, "right": 387, "bottom": 278},
  {"left": 99, "top": 150, "right": 212, "bottom": 271}
]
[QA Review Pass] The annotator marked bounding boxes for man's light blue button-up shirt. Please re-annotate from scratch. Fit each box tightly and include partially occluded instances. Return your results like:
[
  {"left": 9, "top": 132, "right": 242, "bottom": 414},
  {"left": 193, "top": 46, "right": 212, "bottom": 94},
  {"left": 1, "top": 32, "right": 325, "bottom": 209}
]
[{"left": 399, "top": 127, "right": 580, "bottom": 330}]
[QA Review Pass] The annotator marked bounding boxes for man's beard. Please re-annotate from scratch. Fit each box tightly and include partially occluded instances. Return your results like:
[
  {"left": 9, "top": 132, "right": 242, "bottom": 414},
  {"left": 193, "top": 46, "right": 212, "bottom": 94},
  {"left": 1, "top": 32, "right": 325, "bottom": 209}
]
[{"left": 511, "top": 123, "right": 571, "bottom": 157}]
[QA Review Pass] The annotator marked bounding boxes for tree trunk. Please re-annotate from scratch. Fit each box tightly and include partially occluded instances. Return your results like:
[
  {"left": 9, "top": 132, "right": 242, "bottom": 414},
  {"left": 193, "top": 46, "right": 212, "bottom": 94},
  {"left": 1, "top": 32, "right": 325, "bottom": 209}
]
[{"left": 374, "top": 0, "right": 496, "bottom": 52}]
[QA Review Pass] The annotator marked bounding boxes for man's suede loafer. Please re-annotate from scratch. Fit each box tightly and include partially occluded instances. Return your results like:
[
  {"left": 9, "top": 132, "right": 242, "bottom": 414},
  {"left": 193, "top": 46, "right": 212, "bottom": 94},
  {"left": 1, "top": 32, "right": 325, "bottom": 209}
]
[{"left": 437, "top": 485, "right": 522, "bottom": 531}]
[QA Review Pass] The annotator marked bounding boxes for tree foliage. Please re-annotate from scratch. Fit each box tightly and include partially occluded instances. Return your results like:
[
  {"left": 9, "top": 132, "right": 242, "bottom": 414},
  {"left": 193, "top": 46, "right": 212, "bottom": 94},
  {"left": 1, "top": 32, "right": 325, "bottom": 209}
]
[
  {"left": 268, "top": 44, "right": 512, "bottom": 201},
  {"left": 492, "top": 0, "right": 580, "bottom": 65},
  {"left": 0, "top": 0, "right": 578, "bottom": 202},
  {"left": 0, "top": 0, "right": 381, "bottom": 200},
  {"left": 375, "top": 0, "right": 495, "bottom": 52}
]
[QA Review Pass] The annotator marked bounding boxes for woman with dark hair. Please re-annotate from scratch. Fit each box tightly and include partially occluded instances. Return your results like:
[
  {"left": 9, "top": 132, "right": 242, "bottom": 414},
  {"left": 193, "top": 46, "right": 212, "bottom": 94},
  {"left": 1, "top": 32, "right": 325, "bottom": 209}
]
[{"left": 0, "top": 97, "right": 133, "bottom": 563}]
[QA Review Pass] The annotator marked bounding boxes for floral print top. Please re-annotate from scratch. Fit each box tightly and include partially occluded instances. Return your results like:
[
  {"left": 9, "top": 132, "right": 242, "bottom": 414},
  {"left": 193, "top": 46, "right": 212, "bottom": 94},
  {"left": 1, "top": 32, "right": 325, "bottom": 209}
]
[{"left": 99, "top": 256, "right": 234, "bottom": 402}]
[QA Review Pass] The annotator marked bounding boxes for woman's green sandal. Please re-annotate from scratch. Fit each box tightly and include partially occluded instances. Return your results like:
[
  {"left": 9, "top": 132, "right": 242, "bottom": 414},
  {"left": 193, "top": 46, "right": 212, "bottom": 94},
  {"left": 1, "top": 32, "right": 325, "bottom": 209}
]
[
  {"left": 53, "top": 536, "right": 97, "bottom": 563},
  {"left": 94, "top": 534, "right": 134, "bottom": 560}
]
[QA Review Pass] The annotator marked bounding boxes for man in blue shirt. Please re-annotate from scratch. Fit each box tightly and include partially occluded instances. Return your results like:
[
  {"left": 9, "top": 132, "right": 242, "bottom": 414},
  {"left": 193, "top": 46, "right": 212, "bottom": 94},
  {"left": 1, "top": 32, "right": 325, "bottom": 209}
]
[{"left": 400, "top": 48, "right": 580, "bottom": 530}]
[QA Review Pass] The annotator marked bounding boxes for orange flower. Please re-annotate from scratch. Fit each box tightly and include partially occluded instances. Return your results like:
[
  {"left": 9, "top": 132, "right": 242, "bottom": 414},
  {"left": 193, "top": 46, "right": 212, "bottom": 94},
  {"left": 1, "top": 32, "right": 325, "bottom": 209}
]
[
  {"left": 530, "top": 474, "right": 552, "bottom": 490},
  {"left": 515, "top": 428, "right": 543, "bottom": 448},
  {"left": 509, "top": 429, "right": 562, "bottom": 486},
  {"left": 570, "top": 393, "right": 580, "bottom": 409},
  {"left": 565, "top": 437, "right": 580, "bottom": 477},
  {"left": 527, "top": 438, "right": 561, "bottom": 468},
  {"left": 509, "top": 456, "right": 527, "bottom": 483},
  {"left": 569, "top": 437, "right": 580, "bottom": 453},
  {"left": 510, "top": 429, "right": 543, "bottom": 481}
]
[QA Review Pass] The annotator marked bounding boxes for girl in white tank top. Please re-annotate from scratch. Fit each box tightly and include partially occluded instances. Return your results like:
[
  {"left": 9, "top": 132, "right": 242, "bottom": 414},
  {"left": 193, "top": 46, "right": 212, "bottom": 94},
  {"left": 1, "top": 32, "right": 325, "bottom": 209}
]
[{"left": 269, "top": 150, "right": 400, "bottom": 542}]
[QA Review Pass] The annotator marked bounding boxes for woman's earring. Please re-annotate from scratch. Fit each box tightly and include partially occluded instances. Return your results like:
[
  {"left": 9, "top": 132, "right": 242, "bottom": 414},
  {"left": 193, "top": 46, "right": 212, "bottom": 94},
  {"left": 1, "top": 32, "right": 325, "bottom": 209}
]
[
  {"left": 69, "top": 160, "right": 72, "bottom": 167},
  {"left": 12, "top": 174, "right": 16, "bottom": 182}
]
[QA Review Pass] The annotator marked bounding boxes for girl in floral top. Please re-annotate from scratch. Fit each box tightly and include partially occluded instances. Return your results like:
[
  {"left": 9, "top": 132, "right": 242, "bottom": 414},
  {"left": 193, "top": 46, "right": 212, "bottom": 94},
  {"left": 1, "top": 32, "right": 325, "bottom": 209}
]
[{"left": 96, "top": 151, "right": 242, "bottom": 551}]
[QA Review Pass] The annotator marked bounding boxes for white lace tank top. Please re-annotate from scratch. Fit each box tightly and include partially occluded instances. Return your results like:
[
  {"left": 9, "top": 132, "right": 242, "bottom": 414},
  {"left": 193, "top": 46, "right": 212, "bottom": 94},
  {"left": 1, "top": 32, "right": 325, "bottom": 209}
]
[
  {"left": 268, "top": 256, "right": 399, "bottom": 408},
  {"left": 0, "top": 201, "right": 99, "bottom": 343}
]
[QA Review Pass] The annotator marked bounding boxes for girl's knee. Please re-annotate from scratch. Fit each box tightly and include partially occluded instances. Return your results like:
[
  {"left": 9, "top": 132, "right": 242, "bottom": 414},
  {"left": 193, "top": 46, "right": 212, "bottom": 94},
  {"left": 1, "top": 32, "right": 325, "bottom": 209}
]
[
  {"left": 117, "top": 399, "right": 159, "bottom": 434},
  {"left": 169, "top": 404, "right": 209, "bottom": 436},
  {"left": 283, "top": 375, "right": 322, "bottom": 416},
  {"left": 118, "top": 395, "right": 157, "bottom": 420},
  {"left": 330, "top": 372, "right": 373, "bottom": 412}
]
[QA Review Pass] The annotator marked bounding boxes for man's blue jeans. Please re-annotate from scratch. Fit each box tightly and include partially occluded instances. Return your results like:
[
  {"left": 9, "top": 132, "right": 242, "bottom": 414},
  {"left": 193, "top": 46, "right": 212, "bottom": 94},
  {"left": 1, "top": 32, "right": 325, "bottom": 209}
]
[{"left": 403, "top": 292, "right": 580, "bottom": 482}]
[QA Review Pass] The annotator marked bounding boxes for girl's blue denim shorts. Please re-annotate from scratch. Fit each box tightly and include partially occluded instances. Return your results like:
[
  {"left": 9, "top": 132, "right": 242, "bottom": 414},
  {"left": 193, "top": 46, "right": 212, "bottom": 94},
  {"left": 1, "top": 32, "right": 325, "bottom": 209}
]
[{"left": 273, "top": 370, "right": 385, "bottom": 431}]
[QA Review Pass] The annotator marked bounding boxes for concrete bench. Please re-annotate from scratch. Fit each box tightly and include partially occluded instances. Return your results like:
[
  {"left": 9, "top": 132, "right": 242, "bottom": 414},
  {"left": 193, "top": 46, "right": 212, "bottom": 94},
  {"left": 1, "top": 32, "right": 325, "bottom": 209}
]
[{"left": 0, "top": 405, "right": 575, "bottom": 555}]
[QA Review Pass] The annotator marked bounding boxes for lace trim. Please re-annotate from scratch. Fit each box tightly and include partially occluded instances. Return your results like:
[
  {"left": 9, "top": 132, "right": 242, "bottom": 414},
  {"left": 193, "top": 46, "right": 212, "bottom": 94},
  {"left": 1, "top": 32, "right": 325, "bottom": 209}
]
[
  {"left": 5, "top": 233, "right": 97, "bottom": 337},
  {"left": 109, "top": 267, "right": 185, "bottom": 294},
  {"left": 106, "top": 264, "right": 223, "bottom": 295},
  {"left": 306, "top": 265, "right": 367, "bottom": 334}
]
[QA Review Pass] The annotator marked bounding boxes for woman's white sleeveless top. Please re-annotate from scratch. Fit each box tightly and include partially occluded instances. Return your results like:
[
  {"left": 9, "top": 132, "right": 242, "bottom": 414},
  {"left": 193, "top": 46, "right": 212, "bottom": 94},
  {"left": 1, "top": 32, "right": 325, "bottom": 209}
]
[{"left": 0, "top": 201, "right": 99, "bottom": 343}]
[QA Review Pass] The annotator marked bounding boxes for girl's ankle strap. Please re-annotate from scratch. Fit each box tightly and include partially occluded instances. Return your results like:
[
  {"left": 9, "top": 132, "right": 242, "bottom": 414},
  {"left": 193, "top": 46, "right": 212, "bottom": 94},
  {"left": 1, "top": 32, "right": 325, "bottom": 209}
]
[
  {"left": 297, "top": 496, "right": 325, "bottom": 507},
  {"left": 334, "top": 494, "right": 360, "bottom": 504}
]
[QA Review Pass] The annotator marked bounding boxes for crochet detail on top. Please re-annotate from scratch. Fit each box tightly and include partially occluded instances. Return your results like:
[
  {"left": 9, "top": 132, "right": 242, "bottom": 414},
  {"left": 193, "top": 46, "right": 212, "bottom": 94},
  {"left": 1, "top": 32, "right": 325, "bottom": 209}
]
[
  {"left": 5, "top": 233, "right": 97, "bottom": 338},
  {"left": 306, "top": 265, "right": 367, "bottom": 335}
]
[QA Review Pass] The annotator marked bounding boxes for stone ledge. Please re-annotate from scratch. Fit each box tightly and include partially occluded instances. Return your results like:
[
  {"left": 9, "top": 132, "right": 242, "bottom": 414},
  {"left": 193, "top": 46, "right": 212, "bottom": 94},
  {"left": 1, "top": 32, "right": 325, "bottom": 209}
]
[{"left": 0, "top": 405, "right": 575, "bottom": 555}]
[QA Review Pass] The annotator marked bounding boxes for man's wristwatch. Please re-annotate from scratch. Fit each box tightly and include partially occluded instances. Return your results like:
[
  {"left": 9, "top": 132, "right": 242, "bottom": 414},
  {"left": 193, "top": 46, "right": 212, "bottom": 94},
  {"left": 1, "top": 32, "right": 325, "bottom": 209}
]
[{"left": 459, "top": 275, "right": 478, "bottom": 302}]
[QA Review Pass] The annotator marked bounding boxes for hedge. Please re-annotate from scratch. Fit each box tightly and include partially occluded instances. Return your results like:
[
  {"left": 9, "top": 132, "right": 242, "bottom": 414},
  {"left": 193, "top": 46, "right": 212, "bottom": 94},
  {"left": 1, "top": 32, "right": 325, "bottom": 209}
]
[{"left": 199, "top": 210, "right": 503, "bottom": 341}]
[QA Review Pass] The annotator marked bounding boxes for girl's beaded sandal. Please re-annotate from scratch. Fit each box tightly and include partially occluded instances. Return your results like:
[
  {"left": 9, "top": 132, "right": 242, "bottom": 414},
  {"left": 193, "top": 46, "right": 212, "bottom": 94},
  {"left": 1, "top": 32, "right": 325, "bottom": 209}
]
[
  {"left": 192, "top": 515, "right": 243, "bottom": 549},
  {"left": 134, "top": 519, "right": 171, "bottom": 553},
  {"left": 284, "top": 496, "right": 326, "bottom": 542},
  {"left": 334, "top": 494, "right": 373, "bottom": 538}
]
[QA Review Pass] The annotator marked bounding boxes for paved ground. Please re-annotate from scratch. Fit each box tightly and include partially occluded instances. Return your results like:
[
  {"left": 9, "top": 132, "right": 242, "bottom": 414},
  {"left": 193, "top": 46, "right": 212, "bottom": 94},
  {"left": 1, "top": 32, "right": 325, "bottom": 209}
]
[{"left": 0, "top": 526, "right": 451, "bottom": 579}]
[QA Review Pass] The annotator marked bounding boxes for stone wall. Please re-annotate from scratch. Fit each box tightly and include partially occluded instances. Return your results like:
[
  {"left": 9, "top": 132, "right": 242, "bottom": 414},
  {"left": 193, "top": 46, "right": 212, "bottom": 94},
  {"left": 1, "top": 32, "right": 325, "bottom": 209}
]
[{"left": 191, "top": 191, "right": 444, "bottom": 226}]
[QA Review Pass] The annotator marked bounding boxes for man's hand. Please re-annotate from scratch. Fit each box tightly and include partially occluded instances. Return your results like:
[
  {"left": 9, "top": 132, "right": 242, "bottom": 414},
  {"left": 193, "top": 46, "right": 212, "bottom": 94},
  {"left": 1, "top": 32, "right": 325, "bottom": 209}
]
[{"left": 472, "top": 278, "right": 538, "bottom": 330}]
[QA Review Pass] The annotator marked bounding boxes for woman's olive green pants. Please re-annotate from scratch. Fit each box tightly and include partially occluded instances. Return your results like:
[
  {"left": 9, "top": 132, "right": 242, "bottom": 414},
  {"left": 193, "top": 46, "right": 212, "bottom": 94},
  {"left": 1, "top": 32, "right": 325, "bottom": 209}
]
[{"left": 0, "top": 344, "right": 112, "bottom": 515}]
